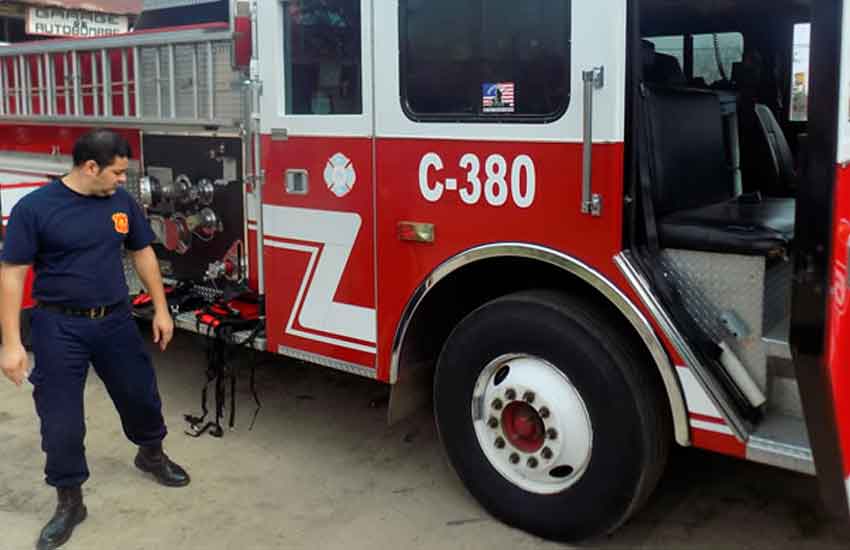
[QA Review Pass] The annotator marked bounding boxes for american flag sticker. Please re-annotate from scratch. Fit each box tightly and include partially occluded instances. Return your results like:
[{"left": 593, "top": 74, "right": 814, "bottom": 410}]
[{"left": 482, "top": 82, "right": 516, "bottom": 113}]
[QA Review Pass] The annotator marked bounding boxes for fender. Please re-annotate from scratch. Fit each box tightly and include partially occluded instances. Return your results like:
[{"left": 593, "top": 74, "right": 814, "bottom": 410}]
[{"left": 391, "top": 242, "right": 690, "bottom": 446}]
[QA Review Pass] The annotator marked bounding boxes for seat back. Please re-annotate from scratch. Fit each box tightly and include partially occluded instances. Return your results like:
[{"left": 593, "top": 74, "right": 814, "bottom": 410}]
[
  {"left": 641, "top": 40, "right": 686, "bottom": 86},
  {"left": 755, "top": 104, "right": 797, "bottom": 192},
  {"left": 642, "top": 86, "right": 736, "bottom": 216}
]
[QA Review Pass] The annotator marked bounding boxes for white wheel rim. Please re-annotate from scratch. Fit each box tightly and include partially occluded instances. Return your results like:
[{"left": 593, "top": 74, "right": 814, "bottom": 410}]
[{"left": 471, "top": 354, "right": 593, "bottom": 494}]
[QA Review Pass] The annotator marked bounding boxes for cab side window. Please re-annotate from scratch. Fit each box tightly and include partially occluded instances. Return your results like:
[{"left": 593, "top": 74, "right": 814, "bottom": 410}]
[
  {"left": 400, "top": 0, "right": 571, "bottom": 122},
  {"left": 283, "top": 0, "right": 363, "bottom": 115}
]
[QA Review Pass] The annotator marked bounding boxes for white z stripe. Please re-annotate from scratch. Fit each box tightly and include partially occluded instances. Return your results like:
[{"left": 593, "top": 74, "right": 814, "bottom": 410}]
[
  {"left": 690, "top": 419, "right": 734, "bottom": 436},
  {"left": 677, "top": 366, "right": 723, "bottom": 418},
  {"left": 262, "top": 205, "right": 377, "bottom": 354}
]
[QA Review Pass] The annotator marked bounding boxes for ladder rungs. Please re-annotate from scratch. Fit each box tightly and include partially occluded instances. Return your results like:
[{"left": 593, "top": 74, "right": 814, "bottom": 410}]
[{"left": 0, "top": 34, "right": 240, "bottom": 125}]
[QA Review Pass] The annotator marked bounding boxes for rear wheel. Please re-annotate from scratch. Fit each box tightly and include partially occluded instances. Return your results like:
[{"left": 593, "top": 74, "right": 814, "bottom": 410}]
[{"left": 434, "top": 290, "right": 670, "bottom": 541}]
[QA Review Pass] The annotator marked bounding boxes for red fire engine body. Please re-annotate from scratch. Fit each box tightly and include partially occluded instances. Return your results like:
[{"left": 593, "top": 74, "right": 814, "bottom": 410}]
[{"left": 2, "top": 0, "right": 850, "bottom": 542}]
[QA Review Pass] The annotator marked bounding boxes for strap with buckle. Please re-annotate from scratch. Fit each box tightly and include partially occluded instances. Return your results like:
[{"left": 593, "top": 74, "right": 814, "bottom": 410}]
[
  {"left": 89, "top": 306, "right": 107, "bottom": 319},
  {"left": 37, "top": 302, "right": 122, "bottom": 319}
]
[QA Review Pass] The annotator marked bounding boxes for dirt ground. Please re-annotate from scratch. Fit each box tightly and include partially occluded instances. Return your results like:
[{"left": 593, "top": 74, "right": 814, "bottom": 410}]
[{"left": 2, "top": 329, "right": 850, "bottom": 550}]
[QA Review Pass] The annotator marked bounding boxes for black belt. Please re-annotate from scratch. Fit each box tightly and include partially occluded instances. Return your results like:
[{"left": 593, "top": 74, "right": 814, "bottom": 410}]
[{"left": 37, "top": 301, "right": 125, "bottom": 319}]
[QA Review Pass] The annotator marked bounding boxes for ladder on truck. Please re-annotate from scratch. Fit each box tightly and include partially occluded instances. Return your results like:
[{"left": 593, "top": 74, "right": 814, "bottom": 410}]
[{"left": 0, "top": 26, "right": 245, "bottom": 129}]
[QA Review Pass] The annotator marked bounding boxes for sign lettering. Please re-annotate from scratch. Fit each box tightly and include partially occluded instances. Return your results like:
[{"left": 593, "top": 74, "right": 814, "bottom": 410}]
[
  {"left": 27, "top": 7, "right": 128, "bottom": 38},
  {"left": 418, "top": 153, "right": 537, "bottom": 208}
]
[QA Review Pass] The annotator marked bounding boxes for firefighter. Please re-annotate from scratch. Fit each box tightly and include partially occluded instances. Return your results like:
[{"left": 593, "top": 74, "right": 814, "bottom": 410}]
[{"left": 0, "top": 130, "right": 189, "bottom": 550}]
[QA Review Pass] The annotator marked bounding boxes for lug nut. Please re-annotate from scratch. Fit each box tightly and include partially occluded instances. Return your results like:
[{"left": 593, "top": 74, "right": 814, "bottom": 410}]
[
  {"left": 487, "top": 417, "right": 499, "bottom": 429},
  {"left": 541, "top": 447, "right": 553, "bottom": 460},
  {"left": 539, "top": 407, "right": 550, "bottom": 419},
  {"left": 527, "top": 457, "right": 539, "bottom": 469},
  {"left": 509, "top": 453, "right": 520, "bottom": 464},
  {"left": 491, "top": 398, "right": 503, "bottom": 411},
  {"left": 523, "top": 391, "right": 535, "bottom": 404},
  {"left": 495, "top": 437, "right": 506, "bottom": 449},
  {"left": 547, "top": 428, "right": 558, "bottom": 440},
  {"left": 505, "top": 388, "right": 517, "bottom": 400}
]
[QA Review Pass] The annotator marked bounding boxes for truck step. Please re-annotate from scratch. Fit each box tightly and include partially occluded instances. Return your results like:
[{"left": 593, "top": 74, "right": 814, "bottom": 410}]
[
  {"left": 747, "top": 412, "right": 813, "bottom": 475},
  {"left": 763, "top": 315, "right": 791, "bottom": 361}
]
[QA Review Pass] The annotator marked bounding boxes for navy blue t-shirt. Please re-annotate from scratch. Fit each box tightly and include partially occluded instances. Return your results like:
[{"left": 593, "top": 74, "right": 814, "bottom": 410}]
[{"left": 1, "top": 179, "right": 156, "bottom": 308}]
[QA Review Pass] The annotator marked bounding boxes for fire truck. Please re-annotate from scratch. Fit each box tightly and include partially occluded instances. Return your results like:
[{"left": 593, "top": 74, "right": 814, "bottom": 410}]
[{"left": 1, "top": 0, "right": 850, "bottom": 542}]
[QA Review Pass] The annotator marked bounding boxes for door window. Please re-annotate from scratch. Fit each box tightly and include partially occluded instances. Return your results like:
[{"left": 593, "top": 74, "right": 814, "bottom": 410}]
[{"left": 283, "top": 0, "right": 363, "bottom": 115}]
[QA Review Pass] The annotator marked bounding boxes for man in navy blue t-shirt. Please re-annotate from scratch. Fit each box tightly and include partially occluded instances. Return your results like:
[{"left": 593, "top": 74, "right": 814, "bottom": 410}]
[{"left": 0, "top": 130, "right": 189, "bottom": 550}]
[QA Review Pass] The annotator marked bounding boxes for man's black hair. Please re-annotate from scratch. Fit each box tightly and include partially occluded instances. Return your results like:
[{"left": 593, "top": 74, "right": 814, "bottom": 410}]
[{"left": 72, "top": 129, "right": 133, "bottom": 169}]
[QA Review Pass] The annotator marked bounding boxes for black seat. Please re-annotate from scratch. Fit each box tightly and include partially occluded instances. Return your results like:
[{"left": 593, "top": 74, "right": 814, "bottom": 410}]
[
  {"left": 642, "top": 40, "right": 686, "bottom": 85},
  {"left": 755, "top": 103, "right": 798, "bottom": 193},
  {"left": 658, "top": 197, "right": 795, "bottom": 257},
  {"left": 642, "top": 86, "right": 795, "bottom": 256}
]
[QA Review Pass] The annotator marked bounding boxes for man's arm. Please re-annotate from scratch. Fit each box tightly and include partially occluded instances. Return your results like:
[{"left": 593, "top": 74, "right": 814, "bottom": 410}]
[
  {"left": 0, "top": 263, "right": 31, "bottom": 385},
  {"left": 129, "top": 246, "right": 173, "bottom": 351}
]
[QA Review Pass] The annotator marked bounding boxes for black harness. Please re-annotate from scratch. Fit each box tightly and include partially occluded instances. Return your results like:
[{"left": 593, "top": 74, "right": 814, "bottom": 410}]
[{"left": 183, "top": 303, "right": 264, "bottom": 438}]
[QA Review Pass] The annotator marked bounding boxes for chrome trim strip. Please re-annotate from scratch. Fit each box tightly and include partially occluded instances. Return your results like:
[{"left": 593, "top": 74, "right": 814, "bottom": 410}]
[
  {"left": 278, "top": 346, "right": 377, "bottom": 379},
  {"left": 615, "top": 251, "right": 749, "bottom": 441},
  {"left": 164, "top": 311, "right": 267, "bottom": 351},
  {"left": 390, "top": 242, "right": 690, "bottom": 446},
  {"left": 0, "top": 116, "right": 240, "bottom": 130}
]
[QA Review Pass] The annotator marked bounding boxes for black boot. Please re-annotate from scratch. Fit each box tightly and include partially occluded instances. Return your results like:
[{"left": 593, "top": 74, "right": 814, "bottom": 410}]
[
  {"left": 36, "top": 486, "right": 87, "bottom": 550},
  {"left": 134, "top": 444, "right": 190, "bottom": 487}
]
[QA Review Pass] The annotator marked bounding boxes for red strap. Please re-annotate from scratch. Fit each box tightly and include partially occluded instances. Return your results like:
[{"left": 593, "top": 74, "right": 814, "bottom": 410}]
[{"left": 133, "top": 293, "right": 152, "bottom": 306}]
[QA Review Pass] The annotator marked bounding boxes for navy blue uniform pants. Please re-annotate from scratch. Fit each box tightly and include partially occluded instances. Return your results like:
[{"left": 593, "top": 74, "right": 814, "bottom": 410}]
[{"left": 29, "top": 303, "right": 167, "bottom": 488}]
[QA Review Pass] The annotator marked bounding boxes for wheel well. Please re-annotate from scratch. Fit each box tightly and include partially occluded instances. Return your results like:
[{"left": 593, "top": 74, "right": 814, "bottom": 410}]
[{"left": 395, "top": 254, "right": 686, "bottom": 444}]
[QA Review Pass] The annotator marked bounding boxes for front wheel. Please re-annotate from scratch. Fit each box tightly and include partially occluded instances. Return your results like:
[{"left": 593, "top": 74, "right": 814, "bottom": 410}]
[{"left": 434, "top": 290, "right": 670, "bottom": 542}]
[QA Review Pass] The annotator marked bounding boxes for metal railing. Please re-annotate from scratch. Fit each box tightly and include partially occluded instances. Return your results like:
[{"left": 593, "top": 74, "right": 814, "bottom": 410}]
[{"left": 0, "top": 26, "right": 244, "bottom": 128}]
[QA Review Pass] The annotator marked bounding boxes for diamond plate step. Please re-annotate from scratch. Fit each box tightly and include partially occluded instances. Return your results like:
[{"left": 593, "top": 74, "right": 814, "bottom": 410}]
[{"left": 747, "top": 412, "right": 813, "bottom": 475}]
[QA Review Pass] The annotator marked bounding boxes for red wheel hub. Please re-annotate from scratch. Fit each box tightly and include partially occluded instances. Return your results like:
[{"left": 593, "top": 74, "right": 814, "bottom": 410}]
[{"left": 501, "top": 401, "right": 545, "bottom": 453}]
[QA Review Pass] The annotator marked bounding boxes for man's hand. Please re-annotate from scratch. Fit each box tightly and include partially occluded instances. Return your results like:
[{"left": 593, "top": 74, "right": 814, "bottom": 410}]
[
  {"left": 0, "top": 263, "right": 29, "bottom": 385},
  {"left": 0, "top": 343, "right": 28, "bottom": 386},
  {"left": 130, "top": 246, "right": 173, "bottom": 351},
  {"left": 152, "top": 310, "right": 174, "bottom": 352}
]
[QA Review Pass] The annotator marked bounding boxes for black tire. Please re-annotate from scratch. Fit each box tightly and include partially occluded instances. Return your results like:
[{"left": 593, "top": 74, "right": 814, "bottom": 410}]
[{"left": 434, "top": 290, "right": 671, "bottom": 542}]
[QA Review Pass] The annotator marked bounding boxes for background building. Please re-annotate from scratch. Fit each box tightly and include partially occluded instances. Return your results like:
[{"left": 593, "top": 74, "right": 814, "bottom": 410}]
[{"left": 0, "top": 1, "right": 142, "bottom": 44}]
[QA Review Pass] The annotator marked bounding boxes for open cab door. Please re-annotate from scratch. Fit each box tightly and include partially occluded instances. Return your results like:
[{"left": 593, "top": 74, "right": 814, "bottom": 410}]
[{"left": 794, "top": 0, "right": 850, "bottom": 517}]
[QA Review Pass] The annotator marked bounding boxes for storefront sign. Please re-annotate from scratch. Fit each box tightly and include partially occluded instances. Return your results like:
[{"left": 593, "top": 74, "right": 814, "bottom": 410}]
[{"left": 26, "top": 7, "right": 129, "bottom": 38}]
